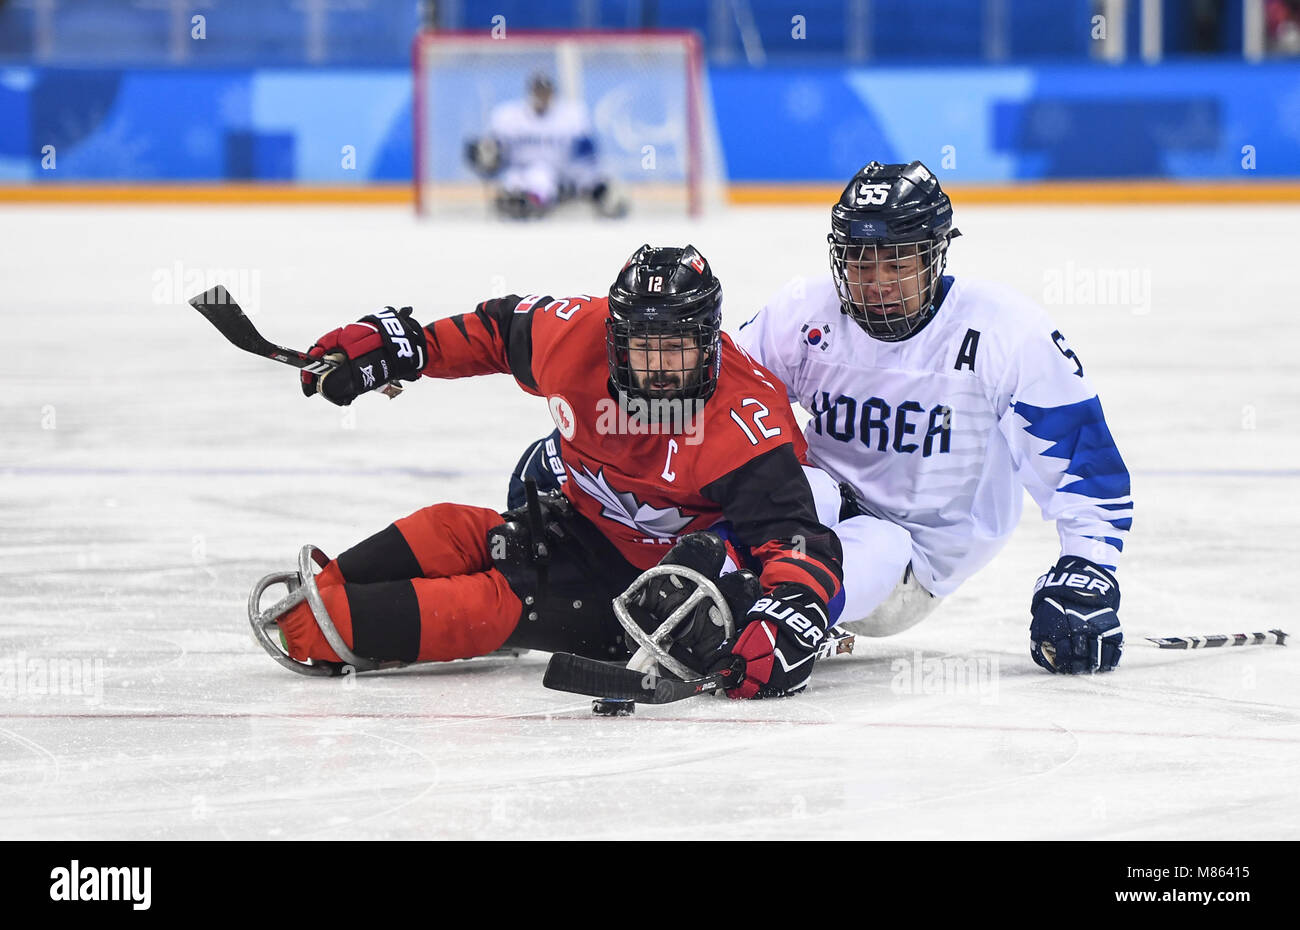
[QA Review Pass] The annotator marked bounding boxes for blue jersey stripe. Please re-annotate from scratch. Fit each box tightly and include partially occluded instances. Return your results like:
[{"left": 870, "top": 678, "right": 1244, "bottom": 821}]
[{"left": 1014, "top": 396, "right": 1132, "bottom": 502}]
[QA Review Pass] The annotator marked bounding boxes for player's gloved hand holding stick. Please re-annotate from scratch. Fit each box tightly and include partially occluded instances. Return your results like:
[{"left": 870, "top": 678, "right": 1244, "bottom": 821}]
[
  {"left": 724, "top": 583, "right": 831, "bottom": 698},
  {"left": 188, "top": 285, "right": 404, "bottom": 400},
  {"left": 545, "top": 536, "right": 850, "bottom": 706},
  {"left": 1029, "top": 556, "right": 1123, "bottom": 673},
  {"left": 301, "top": 306, "right": 428, "bottom": 406}
]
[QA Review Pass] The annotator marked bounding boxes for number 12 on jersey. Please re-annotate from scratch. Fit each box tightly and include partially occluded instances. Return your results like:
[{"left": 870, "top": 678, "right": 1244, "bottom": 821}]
[{"left": 730, "top": 398, "right": 782, "bottom": 445}]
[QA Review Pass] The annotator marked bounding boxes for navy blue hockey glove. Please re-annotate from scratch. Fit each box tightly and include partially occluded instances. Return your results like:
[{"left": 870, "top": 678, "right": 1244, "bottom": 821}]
[
  {"left": 302, "top": 306, "right": 427, "bottom": 406},
  {"left": 727, "top": 583, "right": 830, "bottom": 699},
  {"left": 464, "top": 136, "right": 503, "bottom": 179},
  {"left": 1030, "top": 556, "right": 1123, "bottom": 674}
]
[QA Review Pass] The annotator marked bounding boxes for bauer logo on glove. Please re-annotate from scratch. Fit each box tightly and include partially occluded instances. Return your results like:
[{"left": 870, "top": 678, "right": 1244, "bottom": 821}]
[
  {"left": 1033, "top": 566, "right": 1115, "bottom": 598},
  {"left": 750, "top": 595, "right": 827, "bottom": 648},
  {"left": 301, "top": 305, "right": 428, "bottom": 406}
]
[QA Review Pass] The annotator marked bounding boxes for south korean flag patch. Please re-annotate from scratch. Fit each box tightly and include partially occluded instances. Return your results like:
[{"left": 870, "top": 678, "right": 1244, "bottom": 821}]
[{"left": 801, "top": 322, "right": 833, "bottom": 351}]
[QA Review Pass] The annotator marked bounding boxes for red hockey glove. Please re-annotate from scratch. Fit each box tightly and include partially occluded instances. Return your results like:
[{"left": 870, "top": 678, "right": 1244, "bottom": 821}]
[
  {"left": 301, "top": 306, "right": 427, "bottom": 406},
  {"left": 726, "top": 583, "right": 830, "bottom": 699}
]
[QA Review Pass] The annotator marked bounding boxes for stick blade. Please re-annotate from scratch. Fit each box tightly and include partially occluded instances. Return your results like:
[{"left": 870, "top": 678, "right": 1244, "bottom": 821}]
[
  {"left": 543, "top": 652, "right": 733, "bottom": 705},
  {"left": 189, "top": 283, "right": 233, "bottom": 310},
  {"left": 543, "top": 653, "right": 650, "bottom": 700},
  {"left": 188, "top": 285, "right": 271, "bottom": 356}
]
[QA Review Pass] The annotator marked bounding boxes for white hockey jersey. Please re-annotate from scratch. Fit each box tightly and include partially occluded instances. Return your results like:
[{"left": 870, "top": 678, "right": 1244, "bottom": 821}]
[
  {"left": 487, "top": 98, "right": 597, "bottom": 181},
  {"left": 735, "top": 274, "right": 1133, "bottom": 597}
]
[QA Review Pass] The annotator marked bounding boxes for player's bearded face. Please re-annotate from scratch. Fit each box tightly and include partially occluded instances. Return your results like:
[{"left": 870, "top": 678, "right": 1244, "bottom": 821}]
[
  {"left": 627, "top": 335, "right": 702, "bottom": 398},
  {"left": 842, "top": 244, "right": 928, "bottom": 320}
]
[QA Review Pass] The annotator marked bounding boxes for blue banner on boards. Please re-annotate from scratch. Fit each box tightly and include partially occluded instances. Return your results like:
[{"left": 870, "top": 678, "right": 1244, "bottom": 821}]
[{"left": 2, "top": 61, "right": 1296, "bottom": 182}]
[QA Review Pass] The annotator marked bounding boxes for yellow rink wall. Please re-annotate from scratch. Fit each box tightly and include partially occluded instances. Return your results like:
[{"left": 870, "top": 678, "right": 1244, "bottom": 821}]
[{"left": 2, "top": 182, "right": 1300, "bottom": 206}]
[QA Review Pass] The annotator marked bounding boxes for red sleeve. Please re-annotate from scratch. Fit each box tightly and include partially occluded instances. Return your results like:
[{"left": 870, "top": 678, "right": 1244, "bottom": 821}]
[
  {"left": 700, "top": 444, "right": 843, "bottom": 607},
  {"left": 422, "top": 294, "right": 602, "bottom": 398}
]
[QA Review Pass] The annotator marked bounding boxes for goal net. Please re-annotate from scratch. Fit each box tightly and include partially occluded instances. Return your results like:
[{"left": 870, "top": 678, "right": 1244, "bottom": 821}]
[{"left": 413, "top": 30, "right": 723, "bottom": 217}]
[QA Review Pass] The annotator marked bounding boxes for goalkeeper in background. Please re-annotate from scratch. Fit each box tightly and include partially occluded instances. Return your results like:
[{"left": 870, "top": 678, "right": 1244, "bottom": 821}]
[{"left": 464, "top": 73, "right": 629, "bottom": 220}]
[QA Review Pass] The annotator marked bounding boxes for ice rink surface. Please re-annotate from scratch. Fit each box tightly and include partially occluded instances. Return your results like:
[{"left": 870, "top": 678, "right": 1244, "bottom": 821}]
[{"left": 1, "top": 202, "right": 1297, "bottom": 840}]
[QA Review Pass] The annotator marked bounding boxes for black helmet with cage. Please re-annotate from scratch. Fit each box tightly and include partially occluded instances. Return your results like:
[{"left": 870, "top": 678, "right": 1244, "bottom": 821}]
[
  {"left": 606, "top": 244, "right": 723, "bottom": 403},
  {"left": 828, "top": 160, "right": 960, "bottom": 341}
]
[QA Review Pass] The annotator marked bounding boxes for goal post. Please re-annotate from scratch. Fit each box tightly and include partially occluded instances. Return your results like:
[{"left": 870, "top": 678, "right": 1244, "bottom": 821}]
[{"left": 412, "top": 29, "right": 722, "bottom": 218}]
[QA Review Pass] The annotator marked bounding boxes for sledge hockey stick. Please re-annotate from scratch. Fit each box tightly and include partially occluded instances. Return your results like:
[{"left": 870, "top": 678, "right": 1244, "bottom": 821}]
[
  {"left": 543, "top": 652, "right": 740, "bottom": 704},
  {"left": 1140, "top": 629, "right": 1287, "bottom": 649},
  {"left": 543, "top": 631, "right": 857, "bottom": 705},
  {"left": 187, "top": 284, "right": 403, "bottom": 398}
]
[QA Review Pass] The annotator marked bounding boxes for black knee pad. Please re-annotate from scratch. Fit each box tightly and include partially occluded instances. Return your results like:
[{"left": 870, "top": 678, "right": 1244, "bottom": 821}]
[{"left": 337, "top": 524, "right": 423, "bottom": 584}]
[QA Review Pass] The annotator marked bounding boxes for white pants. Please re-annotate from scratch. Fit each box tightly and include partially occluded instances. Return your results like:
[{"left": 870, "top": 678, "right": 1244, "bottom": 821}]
[
  {"left": 805, "top": 467, "right": 942, "bottom": 637},
  {"left": 500, "top": 164, "right": 560, "bottom": 206},
  {"left": 500, "top": 160, "right": 601, "bottom": 208}
]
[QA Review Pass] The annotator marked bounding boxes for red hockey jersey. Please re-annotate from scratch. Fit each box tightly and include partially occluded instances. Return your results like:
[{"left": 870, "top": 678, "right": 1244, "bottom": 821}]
[{"left": 420, "top": 292, "right": 842, "bottom": 608}]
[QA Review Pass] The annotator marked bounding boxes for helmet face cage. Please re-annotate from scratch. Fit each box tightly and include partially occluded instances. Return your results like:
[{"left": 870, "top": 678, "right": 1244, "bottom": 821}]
[
  {"left": 606, "top": 317, "right": 720, "bottom": 403},
  {"left": 829, "top": 236, "right": 950, "bottom": 342}
]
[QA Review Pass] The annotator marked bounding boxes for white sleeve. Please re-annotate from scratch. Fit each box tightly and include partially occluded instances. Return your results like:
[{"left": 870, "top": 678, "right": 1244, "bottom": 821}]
[
  {"left": 731, "top": 285, "right": 804, "bottom": 405},
  {"left": 487, "top": 104, "right": 508, "bottom": 139},
  {"left": 997, "top": 327, "right": 1133, "bottom": 572}
]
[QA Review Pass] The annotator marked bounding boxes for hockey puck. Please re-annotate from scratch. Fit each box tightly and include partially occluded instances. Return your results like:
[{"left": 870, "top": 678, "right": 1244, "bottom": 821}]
[{"left": 592, "top": 698, "right": 635, "bottom": 716}]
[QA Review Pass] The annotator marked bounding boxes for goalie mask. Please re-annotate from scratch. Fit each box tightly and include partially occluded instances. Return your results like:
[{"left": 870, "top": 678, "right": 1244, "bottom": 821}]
[
  {"left": 606, "top": 244, "right": 724, "bottom": 405},
  {"left": 829, "top": 160, "right": 960, "bottom": 342},
  {"left": 527, "top": 72, "right": 555, "bottom": 114}
]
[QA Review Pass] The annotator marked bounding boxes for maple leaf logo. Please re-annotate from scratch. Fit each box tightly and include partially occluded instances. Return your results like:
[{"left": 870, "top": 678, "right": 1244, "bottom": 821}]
[{"left": 569, "top": 464, "right": 693, "bottom": 538}]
